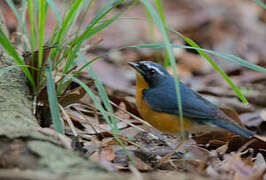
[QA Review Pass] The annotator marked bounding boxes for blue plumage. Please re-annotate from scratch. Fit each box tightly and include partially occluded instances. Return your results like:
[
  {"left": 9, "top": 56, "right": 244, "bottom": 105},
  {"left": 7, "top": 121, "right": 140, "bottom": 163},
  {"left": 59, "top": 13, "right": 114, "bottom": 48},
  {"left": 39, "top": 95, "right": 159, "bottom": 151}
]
[
  {"left": 136, "top": 61, "right": 254, "bottom": 138},
  {"left": 143, "top": 80, "right": 218, "bottom": 121}
]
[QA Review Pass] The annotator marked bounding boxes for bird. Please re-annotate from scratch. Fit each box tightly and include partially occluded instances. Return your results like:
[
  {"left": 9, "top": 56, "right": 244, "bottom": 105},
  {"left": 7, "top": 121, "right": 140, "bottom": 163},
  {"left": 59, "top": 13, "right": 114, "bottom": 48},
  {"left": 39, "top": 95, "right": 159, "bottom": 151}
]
[{"left": 129, "top": 61, "right": 254, "bottom": 138}]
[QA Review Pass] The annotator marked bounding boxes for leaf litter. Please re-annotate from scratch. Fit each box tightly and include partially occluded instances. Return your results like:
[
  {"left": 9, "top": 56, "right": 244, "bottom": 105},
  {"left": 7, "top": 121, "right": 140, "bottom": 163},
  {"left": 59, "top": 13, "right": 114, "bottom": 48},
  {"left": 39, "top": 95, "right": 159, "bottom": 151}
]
[{"left": 2, "top": 0, "right": 265, "bottom": 179}]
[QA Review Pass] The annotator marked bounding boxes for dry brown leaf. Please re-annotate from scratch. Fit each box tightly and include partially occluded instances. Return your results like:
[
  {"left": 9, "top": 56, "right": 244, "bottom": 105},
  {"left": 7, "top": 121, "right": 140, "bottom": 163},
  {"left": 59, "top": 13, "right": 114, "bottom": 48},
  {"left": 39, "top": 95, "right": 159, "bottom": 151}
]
[
  {"left": 184, "top": 145, "right": 210, "bottom": 161},
  {"left": 216, "top": 144, "right": 228, "bottom": 155},
  {"left": 220, "top": 107, "right": 244, "bottom": 126},
  {"left": 193, "top": 131, "right": 235, "bottom": 146},
  {"left": 253, "top": 153, "right": 266, "bottom": 171},
  {"left": 90, "top": 147, "right": 115, "bottom": 162},
  {"left": 132, "top": 155, "right": 152, "bottom": 172},
  {"left": 160, "top": 159, "right": 207, "bottom": 172},
  {"left": 23, "top": 44, "right": 57, "bottom": 86},
  {"left": 58, "top": 80, "right": 94, "bottom": 107},
  {"left": 240, "top": 110, "right": 265, "bottom": 127}
]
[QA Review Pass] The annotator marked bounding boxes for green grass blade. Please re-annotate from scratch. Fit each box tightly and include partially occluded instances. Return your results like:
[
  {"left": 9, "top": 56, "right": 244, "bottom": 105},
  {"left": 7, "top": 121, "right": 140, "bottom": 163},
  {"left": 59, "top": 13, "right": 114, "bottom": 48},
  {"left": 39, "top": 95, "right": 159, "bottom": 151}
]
[
  {"left": 0, "top": 65, "right": 28, "bottom": 76},
  {"left": 62, "top": 15, "right": 120, "bottom": 74},
  {"left": 154, "top": 0, "right": 166, "bottom": 25},
  {"left": 0, "top": 28, "right": 35, "bottom": 89},
  {"left": 55, "top": 0, "right": 82, "bottom": 42},
  {"left": 33, "top": 0, "right": 39, "bottom": 18},
  {"left": 38, "top": 0, "right": 46, "bottom": 68},
  {"left": 140, "top": 0, "right": 185, "bottom": 138},
  {"left": 143, "top": 5, "right": 162, "bottom": 63},
  {"left": 207, "top": 50, "right": 266, "bottom": 73},
  {"left": 154, "top": 0, "right": 169, "bottom": 67},
  {"left": 77, "top": 12, "right": 124, "bottom": 43},
  {"left": 125, "top": 43, "right": 266, "bottom": 73},
  {"left": 46, "top": 0, "right": 62, "bottom": 26},
  {"left": 107, "top": 15, "right": 266, "bottom": 73},
  {"left": 84, "top": 0, "right": 118, "bottom": 29},
  {"left": 63, "top": 74, "right": 134, "bottom": 164},
  {"left": 33, "top": 0, "right": 39, "bottom": 38},
  {"left": 45, "top": 60, "right": 64, "bottom": 134},
  {"left": 5, "top": 0, "right": 29, "bottom": 41},
  {"left": 71, "top": 0, "right": 123, "bottom": 45},
  {"left": 50, "top": 0, "right": 82, "bottom": 58},
  {"left": 75, "top": 0, "right": 94, "bottom": 37},
  {"left": 79, "top": 55, "right": 118, "bottom": 133},
  {"left": 64, "top": 74, "right": 113, "bottom": 130},
  {"left": 57, "top": 1, "right": 128, "bottom": 94},
  {"left": 60, "top": 0, "right": 90, "bottom": 41},
  {"left": 76, "top": 42, "right": 266, "bottom": 75},
  {"left": 27, "top": 0, "right": 36, "bottom": 50},
  {"left": 169, "top": 28, "right": 248, "bottom": 103},
  {"left": 63, "top": 0, "right": 136, "bottom": 76},
  {"left": 252, "top": 0, "right": 266, "bottom": 8}
]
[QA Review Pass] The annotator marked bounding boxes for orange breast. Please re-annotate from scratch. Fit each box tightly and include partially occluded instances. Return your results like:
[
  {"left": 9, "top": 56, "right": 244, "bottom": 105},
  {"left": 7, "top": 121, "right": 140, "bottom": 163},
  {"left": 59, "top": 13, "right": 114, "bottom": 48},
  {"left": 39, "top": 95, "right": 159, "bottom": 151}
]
[{"left": 135, "top": 73, "right": 199, "bottom": 134}]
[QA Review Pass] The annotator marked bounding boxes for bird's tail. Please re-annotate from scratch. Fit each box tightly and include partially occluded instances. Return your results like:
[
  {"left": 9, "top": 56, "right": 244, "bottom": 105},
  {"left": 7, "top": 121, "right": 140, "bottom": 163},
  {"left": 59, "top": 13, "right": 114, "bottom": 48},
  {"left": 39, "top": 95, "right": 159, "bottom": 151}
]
[{"left": 211, "top": 119, "right": 254, "bottom": 138}]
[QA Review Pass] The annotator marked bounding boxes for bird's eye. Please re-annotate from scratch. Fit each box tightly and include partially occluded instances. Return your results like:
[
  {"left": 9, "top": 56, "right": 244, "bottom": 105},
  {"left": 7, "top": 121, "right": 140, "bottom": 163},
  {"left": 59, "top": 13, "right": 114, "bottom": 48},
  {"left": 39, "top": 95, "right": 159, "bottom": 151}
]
[{"left": 150, "top": 68, "right": 156, "bottom": 74}]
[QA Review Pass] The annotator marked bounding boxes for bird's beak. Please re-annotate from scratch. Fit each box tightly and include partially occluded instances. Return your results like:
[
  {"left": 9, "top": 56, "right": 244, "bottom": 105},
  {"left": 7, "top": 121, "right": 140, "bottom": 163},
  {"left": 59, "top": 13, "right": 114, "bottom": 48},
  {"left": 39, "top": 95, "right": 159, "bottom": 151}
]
[{"left": 128, "top": 62, "right": 144, "bottom": 75}]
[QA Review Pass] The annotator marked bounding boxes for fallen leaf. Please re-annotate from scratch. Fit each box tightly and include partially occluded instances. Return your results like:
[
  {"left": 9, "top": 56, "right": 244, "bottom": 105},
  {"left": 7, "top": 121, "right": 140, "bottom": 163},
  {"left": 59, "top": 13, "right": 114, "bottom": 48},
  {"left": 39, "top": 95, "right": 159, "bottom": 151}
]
[
  {"left": 193, "top": 131, "right": 235, "bottom": 147},
  {"left": 132, "top": 155, "right": 152, "bottom": 172},
  {"left": 58, "top": 80, "right": 94, "bottom": 107},
  {"left": 90, "top": 147, "right": 115, "bottom": 162},
  {"left": 184, "top": 145, "right": 210, "bottom": 161},
  {"left": 220, "top": 107, "right": 244, "bottom": 126},
  {"left": 253, "top": 153, "right": 266, "bottom": 171},
  {"left": 23, "top": 44, "right": 57, "bottom": 86}
]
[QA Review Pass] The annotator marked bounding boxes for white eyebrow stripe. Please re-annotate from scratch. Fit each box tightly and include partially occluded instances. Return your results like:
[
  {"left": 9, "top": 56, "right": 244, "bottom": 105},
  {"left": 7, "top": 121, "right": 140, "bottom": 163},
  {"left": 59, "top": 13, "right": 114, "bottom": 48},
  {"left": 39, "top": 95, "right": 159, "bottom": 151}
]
[{"left": 145, "top": 63, "right": 165, "bottom": 75}]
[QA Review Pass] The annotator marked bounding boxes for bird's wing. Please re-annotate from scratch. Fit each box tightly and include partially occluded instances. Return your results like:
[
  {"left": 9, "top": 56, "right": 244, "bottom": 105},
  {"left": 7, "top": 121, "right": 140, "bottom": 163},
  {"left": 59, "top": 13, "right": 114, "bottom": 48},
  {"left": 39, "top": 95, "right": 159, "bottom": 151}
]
[
  {"left": 142, "top": 82, "right": 254, "bottom": 138},
  {"left": 142, "top": 82, "right": 218, "bottom": 121}
]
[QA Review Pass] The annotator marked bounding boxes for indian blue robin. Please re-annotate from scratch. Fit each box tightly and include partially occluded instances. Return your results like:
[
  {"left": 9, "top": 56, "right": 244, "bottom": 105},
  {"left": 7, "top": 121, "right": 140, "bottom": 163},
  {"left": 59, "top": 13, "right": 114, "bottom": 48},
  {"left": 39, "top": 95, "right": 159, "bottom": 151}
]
[{"left": 129, "top": 61, "right": 254, "bottom": 138}]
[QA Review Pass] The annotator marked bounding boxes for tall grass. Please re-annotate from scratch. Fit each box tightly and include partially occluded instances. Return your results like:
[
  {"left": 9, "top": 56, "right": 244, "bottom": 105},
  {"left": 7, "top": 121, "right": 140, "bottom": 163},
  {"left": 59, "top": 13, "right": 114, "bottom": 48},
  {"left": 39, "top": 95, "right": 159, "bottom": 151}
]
[{"left": 1, "top": 0, "right": 137, "bottom": 163}]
